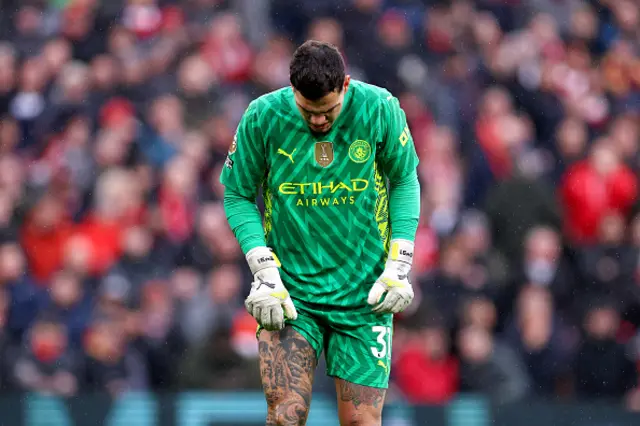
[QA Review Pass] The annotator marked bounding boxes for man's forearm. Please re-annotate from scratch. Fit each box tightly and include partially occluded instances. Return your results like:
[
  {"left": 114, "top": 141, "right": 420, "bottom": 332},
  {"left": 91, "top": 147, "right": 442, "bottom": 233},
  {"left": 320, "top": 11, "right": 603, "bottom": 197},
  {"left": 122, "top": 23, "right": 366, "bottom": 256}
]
[
  {"left": 388, "top": 171, "right": 421, "bottom": 241},
  {"left": 223, "top": 188, "right": 266, "bottom": 254}
]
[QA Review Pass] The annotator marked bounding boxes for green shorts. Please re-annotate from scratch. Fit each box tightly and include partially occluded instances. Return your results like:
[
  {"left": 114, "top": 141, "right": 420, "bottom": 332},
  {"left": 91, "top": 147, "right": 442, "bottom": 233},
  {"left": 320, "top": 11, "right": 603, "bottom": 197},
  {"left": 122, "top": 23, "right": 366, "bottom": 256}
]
[{"left": 259, "top": 299, "right": 394, "bottom": 389}]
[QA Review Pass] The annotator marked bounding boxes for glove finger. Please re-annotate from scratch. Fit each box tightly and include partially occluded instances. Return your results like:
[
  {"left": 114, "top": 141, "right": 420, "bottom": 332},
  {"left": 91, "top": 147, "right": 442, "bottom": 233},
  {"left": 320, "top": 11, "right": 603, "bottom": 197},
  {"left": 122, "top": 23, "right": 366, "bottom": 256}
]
[
  {"left": 390, "top": 294, "right": 410, "bottom": 313},
  {"left": 261, "top": 306, "right": 274, "bottom": 331},
  {"left": 367, "top": 282, "right": 386, "bottom": 306},
  {"left": 245, "top": 291, "right": 259, "bottom": 314},
  {"left": 283, "top": 297, "right": 298, "bottom": 321},
  {"left": 271, "top": 307, "right": 285, "bottom": 330},
  {"left": 374, "top": 291, "right": 400, "bottom": 313},
  {"left": 253, "top": 306, "right": 262, "bottom": 324}
]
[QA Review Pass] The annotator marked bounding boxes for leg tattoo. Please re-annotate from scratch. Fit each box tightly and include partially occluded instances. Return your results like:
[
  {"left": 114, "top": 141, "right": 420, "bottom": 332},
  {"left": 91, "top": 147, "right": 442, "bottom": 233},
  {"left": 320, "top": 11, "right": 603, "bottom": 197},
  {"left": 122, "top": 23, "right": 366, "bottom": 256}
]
[
  {"left": 259, "top": 327, "right": 316, "bottom": 426},
  {"left": 336, "top": 379, "right": 385, "bottom": 426}
]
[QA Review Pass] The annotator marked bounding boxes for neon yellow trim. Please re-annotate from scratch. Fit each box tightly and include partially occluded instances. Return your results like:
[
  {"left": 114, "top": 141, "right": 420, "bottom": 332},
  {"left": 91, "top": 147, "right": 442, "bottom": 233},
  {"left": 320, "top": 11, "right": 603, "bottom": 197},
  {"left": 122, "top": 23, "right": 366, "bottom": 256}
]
[{"left": 270, "top": 291, "right": 288, "bottom": 300}]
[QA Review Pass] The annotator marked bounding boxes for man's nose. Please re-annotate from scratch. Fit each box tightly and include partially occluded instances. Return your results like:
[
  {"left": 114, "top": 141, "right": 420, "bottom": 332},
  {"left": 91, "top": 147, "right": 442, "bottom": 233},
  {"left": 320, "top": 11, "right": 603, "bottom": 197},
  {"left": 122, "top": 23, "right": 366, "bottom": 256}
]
[{"left": 309, "top": 114, "right": 327, "bottom": 125}]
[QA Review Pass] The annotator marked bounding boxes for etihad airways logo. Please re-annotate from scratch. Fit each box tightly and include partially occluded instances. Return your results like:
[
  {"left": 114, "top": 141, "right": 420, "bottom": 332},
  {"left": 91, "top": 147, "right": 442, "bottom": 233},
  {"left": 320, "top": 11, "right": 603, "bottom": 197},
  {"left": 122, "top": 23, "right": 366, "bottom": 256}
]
[
  {"left": 278, "top": 179, "right": 369, "bottom": 195},
  {"left": 278, "top": 179, "right": 370, "bottom": 207}
]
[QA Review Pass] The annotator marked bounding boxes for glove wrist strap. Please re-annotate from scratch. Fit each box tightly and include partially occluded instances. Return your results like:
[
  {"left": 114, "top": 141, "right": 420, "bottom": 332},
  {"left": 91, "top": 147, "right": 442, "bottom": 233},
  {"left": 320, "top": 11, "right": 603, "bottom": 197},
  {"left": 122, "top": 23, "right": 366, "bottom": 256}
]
[
  {"left": 246, "top": 246, "right": 280, "bottom": 275},
  {"left": 386, "top": 239, "right": 414, "bottom": 270}
]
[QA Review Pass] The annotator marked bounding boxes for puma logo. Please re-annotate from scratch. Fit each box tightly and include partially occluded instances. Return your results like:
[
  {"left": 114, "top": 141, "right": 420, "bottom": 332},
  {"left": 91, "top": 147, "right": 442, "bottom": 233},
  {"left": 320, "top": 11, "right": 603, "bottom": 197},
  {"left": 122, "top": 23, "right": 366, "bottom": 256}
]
[
  {"left": 377, "top": 360, "right": 389, "bottom": 375},
  {"left": 277, "top": 148, "right": 296, "bottom": 163},
  {"left": 256, "top": 277, "right": 276, "bottom": 291}
]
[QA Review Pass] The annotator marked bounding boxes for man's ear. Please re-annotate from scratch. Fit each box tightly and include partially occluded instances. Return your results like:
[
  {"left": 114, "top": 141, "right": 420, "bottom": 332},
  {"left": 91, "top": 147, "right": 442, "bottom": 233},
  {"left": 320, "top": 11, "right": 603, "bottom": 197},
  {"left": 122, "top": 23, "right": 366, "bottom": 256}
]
[{"left": 343, "top": 75, "right": 351, "bottom": 92}]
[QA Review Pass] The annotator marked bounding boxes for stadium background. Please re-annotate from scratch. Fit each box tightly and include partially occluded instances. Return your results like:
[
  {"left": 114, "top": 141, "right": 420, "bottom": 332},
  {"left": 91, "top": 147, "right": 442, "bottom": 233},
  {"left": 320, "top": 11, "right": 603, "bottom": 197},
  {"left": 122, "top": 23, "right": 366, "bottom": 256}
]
[{"left": 0, "top": 0, "right": 638, "bottom": 424}]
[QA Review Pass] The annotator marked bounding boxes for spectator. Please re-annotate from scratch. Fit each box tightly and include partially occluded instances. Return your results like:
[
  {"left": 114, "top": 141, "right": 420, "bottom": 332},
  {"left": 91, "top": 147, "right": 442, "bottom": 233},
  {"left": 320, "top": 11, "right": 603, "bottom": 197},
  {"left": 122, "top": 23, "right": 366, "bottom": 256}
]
[
  {"left": 9, "top": 317, "right": 80, "bottom": 397},
  {"left": 176, "top": 55, "right": 217, "bottom": 130},
  {"left": 177, "top": 202, "right": 243, "bottom": 273},
  {"left": 156, "top": 155, "right": 198, "bottom": 246},
  {"left": 131, "top": 281, "right": 186, "bottom": 390},
  {"left": 73, "top": 168, "right": 141, "bottom": 276},
  {"left": 503, "top": 286, "right": 575, "bottom": 396},
  {"left": 9, "top": 56, "right": 48, "bottom": 151},
  {"left": 418, "top": 241, "right": 474, "bottom": 329},
  {"left": 573, "top": 302, "right": 637, "bottom": 401},
  {"left": 483, "top": 144, "right": 562, "bottom": 268},
  {"left": 103, "top": 226, "right": 163, "bottom": 306},
  {"left": 550, "top": 117, "right": 588, "bottom": 182},
  {"left": 419, "top": 126, "right": 463, "bottom": 237},
  {"left": 83, "top": 316, "right": 147, "bottom": 396},
  {"left": 394, "top": 312, "right": 459, "bottom": 405},
  {"left": 512, "top": 226, "right": 576, "bottom": 318},
  {"left": 2, "top": 242, "right": 41, "bottom": 342},
  {"left": 460, "top": 296, "right": 498, "bottom": 332},
  {"left": 457, "top": 325, "right": 531, "bottom": 404},
  {"left": 560, "top": 140, "right": 638, "bottom": 245},
  {"left": 576, "top": 213, "right": 637, "bottom": 314},
  {"left": 179, "top": 264, "right": 243, "bottom": 345},
  {"left": 454, "top": 210, "right": 510, "bottom": 295},
  {"left": 178, "top": 325, "right": 261, "bottom": 391},
  {"left": 39, "top": 271, "right": 92, "bottom": 348},
  {"left": 139, "top": 95, "right": 184, "bottom": 169}
]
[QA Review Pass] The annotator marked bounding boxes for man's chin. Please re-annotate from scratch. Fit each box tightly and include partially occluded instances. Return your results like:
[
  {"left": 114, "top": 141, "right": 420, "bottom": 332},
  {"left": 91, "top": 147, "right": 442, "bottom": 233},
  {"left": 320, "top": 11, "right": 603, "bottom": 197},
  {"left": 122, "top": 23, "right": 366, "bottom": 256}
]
[{"left": 309, "top": 123, "right": 331, "bottom": 133}]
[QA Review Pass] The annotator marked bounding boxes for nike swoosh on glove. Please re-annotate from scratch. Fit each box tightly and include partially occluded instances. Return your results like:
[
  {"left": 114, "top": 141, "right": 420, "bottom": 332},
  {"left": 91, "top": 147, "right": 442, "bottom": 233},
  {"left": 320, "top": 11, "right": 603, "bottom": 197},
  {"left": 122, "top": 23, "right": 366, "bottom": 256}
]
[
  {"left": 367, "top": 239, "right": 415, "bottom": 314},
  {"left": 245, "top": 247, "right": 298, "bottom": 331}
]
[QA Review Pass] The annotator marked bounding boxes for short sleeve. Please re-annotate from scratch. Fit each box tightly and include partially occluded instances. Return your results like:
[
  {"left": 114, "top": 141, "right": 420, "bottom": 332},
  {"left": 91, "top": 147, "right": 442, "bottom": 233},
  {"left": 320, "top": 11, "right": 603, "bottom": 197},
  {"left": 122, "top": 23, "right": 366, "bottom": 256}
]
[
  {"left": 219, "top": 102, "right": 266, "bottom": 199},
  {"left": 377, "top": 95, "right": 420, "bottom": 182}
]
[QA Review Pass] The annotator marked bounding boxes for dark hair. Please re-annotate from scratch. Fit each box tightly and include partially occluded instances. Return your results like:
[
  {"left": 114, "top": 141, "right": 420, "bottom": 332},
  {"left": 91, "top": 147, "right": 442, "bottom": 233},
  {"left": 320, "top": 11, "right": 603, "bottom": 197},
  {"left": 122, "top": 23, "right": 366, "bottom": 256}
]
[{"left": 289, "top": 40, "right": 345, "bottom": 101}]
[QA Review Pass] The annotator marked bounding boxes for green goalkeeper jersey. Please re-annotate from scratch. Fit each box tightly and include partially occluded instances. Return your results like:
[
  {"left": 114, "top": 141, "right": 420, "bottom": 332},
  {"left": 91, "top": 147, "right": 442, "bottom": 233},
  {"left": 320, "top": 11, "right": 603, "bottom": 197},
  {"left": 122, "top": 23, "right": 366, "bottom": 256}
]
[{"left": 220, "top": 80, "right": 419, "bottom": 308}]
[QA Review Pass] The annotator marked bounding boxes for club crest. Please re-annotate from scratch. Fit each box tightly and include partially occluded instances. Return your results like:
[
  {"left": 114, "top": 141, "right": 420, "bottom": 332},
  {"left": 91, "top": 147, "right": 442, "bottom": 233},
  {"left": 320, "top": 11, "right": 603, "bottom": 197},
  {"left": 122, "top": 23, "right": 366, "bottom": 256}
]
[{"left": 349, "top": 140, "right": 371, "bottom": 163}]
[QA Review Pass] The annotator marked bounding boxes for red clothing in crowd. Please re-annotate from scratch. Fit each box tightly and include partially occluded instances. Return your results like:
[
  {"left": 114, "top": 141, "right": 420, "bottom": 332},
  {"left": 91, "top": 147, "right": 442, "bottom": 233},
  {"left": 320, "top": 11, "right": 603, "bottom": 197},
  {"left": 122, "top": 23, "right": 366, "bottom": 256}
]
[
  {"left": 21, "top": 219, "right": 74, "bottom": 284},
  {"left": 394, "top": 345, "right": 459, "bottom": 405},
  {"left": 560, "top": 160, "right": 637, "bottom": 244},
  {"left": 202, "top": 35, "right": 253, "bottom": 83},
  {"left": 158, "top": 184, "right": 195, "bottom": 243},
  {"left": 73, "top": 214, "right": 124, "bottom": 276},
  {"left": 475, "top": 119, "right": 515, "bottom": 181}
]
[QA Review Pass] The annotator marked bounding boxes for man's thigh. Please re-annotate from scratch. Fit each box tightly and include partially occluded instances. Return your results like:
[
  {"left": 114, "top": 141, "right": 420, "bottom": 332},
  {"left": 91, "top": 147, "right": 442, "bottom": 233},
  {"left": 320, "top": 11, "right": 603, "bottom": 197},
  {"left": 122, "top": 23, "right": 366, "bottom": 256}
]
[
  {"left": 324, "top": 311, "right": 393, "bottom": 389},
  {"left": 324, "top": 312, "right": 392, "bottom": 426},
  {"left": 258, "top": 327, "right": 317, "bottom": 425}
]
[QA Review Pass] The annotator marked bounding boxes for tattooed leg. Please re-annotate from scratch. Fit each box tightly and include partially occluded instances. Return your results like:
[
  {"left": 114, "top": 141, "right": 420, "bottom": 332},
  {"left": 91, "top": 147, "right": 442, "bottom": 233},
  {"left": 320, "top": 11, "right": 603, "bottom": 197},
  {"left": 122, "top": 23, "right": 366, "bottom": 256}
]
[
  {"left": 335, "top": 378, "right": 385, "bottom": 426},
  {"left": 259, "top": 327, "right": 316, "bottom": 426}
]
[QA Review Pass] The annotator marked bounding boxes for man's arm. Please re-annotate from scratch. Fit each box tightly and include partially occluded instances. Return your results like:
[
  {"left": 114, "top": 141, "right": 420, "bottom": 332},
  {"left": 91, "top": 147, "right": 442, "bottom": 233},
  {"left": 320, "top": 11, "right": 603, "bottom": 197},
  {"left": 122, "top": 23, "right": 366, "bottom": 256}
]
[
  {"left": 366, "top": 94, "right": 421, "bottom": 314},
  {"left": 388, "top": 171, "right": 420, "bottom": 241},
  {"left": 219, "top": 100, "right": 297, "bottom": 330},
  {"left": 223, "top": 188, "right": 266, "bottom": 254},
  {"left": 219, "top": 101, "right": 267, "bottom": 254},
  {"left": 379, "top": 94, "right": 421, "bottom": 241}
]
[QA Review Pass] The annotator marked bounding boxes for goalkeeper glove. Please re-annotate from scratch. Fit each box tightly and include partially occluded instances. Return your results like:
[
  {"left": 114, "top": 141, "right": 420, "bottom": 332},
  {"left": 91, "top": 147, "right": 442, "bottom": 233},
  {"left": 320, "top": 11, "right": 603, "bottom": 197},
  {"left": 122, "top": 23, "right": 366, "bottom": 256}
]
[
  {"left": 367, "top": 239, "right": 415, "bottom": 314},
  {"left": 245, "top": 246, "right": 298, "bottom": 331}
]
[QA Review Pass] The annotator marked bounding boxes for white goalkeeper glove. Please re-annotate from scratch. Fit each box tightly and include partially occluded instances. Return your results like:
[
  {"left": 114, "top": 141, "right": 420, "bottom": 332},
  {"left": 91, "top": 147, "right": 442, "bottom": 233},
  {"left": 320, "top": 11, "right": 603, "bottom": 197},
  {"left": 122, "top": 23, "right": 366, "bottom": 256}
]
[
  {"left": 245, "top": 247, "right": 298, "bottom": 331},
  {"left": 367, "top": 239, "right": 415, "bottom": 314}
]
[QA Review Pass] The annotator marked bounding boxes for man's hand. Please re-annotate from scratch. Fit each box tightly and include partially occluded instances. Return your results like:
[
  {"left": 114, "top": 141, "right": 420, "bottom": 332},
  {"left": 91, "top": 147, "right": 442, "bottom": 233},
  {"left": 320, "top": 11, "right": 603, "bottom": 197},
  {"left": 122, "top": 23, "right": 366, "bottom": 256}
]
[
  {"left": 245, "top": 247, "right": 298, "bottom": 331},
  {"left": 367, "top": 239, "right": 415, "bottom": 314}
]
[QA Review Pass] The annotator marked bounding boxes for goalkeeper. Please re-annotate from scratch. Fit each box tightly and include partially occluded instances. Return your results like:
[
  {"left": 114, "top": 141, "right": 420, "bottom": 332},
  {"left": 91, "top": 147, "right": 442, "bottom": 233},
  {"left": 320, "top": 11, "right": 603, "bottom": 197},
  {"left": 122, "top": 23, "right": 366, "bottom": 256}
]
[{"left": 221, "top": 40, "right": 420, "bottom": 426}]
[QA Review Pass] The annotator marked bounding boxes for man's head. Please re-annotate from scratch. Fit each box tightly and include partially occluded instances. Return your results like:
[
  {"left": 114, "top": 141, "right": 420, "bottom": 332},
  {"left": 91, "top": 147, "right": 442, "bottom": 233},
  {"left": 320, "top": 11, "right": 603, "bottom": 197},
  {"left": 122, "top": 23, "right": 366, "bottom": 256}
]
[{"left": 290, "top": 40, "right": 350, "bottom": 133}]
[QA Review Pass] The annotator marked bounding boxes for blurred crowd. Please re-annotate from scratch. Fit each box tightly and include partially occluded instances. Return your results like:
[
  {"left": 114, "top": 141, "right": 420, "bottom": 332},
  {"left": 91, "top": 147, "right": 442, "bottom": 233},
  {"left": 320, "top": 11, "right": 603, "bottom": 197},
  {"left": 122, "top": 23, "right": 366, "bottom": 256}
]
[{"left": 0, "top": 0, "right": 638, "bottom": 412}]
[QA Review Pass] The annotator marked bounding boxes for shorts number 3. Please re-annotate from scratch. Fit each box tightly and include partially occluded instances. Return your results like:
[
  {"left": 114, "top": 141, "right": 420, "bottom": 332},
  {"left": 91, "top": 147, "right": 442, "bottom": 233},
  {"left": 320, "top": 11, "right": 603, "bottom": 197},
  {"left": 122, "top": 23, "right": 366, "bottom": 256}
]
[{"left": 370, "top": 326, "right": 392, "bottom": 359}]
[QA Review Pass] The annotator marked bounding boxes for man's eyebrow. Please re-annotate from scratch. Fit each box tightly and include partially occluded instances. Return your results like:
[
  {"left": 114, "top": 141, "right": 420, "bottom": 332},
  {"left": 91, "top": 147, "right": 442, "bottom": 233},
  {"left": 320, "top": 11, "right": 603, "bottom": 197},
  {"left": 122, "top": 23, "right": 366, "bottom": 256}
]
[{"left": 296, "top": 102, "right": 341, "bottom": 114}]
